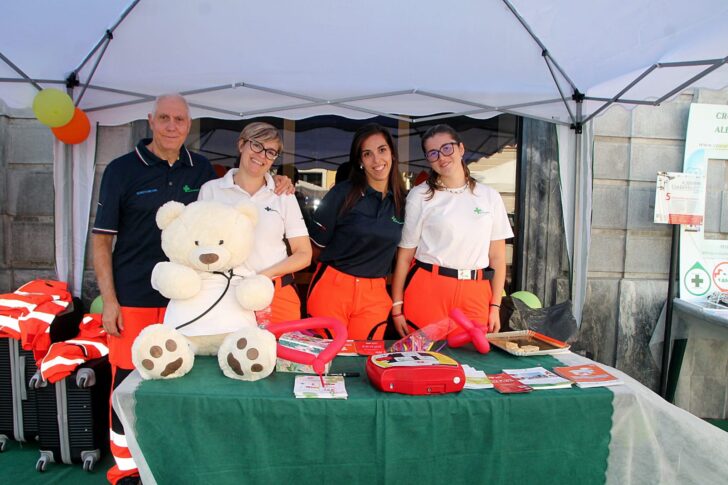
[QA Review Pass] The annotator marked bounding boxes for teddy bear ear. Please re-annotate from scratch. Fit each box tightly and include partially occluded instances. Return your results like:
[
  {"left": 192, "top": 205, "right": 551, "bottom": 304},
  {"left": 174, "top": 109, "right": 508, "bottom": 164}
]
[
  {"left": 156, "top": 201, "right": 186, "bottom": 229},
  {"left": 234, "top": 201, "right": 259, "bottom": 226}
]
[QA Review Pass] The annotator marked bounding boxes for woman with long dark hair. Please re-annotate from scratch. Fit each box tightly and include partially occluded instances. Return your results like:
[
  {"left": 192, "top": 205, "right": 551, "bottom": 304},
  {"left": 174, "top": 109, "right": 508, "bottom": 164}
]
[
  {"left": 307, "top": 123, "right": 406, "bottom": 339},
  {"left": 390, "top": 124, "right": 512, "bottom": 337}
]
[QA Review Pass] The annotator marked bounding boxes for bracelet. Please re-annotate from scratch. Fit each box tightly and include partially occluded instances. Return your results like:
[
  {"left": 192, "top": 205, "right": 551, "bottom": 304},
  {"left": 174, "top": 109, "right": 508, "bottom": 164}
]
[
  {"left": 392, "top": 300, "right": 404, "bottom": 307},
  {"left": 391, "top": 313, "right": 403, "bottom": 317},
  {"left": 490, "top": 303, "right": 501, "bottom": 308}
]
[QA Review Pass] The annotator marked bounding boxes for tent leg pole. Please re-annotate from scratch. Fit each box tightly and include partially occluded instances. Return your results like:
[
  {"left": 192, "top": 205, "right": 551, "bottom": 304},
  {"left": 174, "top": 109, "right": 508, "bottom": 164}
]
[{"left": 659, "top": 224, "right": 680, "bottom": 398}]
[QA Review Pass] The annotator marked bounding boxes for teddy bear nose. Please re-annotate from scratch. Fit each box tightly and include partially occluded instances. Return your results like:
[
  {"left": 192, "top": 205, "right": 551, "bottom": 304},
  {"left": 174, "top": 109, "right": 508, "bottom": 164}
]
[{"left": 199, "top": 253, "right": 219, "bottom": 265}]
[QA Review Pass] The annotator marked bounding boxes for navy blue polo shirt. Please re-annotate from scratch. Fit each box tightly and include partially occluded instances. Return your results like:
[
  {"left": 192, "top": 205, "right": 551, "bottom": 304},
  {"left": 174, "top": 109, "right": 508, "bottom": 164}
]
[
  {"left": 310, "top": 181, "right": 403, "bottom": 278},
  {"left": 92, "top": 139, "right": 216, "bottom": 307}
]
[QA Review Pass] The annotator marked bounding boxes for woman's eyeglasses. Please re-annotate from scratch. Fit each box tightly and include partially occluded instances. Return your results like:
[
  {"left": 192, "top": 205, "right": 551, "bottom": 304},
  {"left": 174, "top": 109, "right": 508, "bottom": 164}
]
[
  {"left": 246, "top": 139, "right": 279, "bottom": 161},
  {"left": 425, "top": 142, "right": 457, "bottom": 163}
]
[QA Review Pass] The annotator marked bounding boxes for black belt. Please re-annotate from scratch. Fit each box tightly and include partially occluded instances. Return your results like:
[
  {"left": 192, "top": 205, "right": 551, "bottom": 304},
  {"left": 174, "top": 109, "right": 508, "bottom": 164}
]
[
  {"left": 415, "top": 260, "right": 494, "bottom": 281},
  {"left": 276, "top": 274, "right": 295, "bottom": 287}
]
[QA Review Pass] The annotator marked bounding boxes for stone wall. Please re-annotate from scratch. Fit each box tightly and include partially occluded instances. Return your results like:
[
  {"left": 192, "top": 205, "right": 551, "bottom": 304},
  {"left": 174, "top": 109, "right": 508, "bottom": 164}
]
[
  {"left": 0, "top": 102, "right": 140, "bottom": 309},
  {"left": 573, "top": 88, "right": 728, "bottom": 390},
  {"left": 0, "top": 108, "right": 58, "bottom": 293}
]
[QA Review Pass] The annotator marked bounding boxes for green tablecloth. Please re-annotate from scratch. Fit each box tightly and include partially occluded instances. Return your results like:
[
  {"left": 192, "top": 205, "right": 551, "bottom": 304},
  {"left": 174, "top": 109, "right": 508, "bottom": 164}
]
[{"left": 117, "top": 348, "right": 613, "bottom": 485}]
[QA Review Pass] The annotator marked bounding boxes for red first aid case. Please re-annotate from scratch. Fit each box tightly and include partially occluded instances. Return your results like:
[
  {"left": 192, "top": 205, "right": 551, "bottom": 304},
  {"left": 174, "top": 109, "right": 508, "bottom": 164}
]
[{"left": 366, "top": 351, "right": 465, "bottom": 395}]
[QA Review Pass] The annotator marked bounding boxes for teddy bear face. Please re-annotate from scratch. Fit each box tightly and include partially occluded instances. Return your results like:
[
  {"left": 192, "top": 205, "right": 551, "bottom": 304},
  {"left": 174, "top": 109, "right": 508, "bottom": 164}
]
[{"left": 159, "top": 200, "right": 258, "bottom": 273}]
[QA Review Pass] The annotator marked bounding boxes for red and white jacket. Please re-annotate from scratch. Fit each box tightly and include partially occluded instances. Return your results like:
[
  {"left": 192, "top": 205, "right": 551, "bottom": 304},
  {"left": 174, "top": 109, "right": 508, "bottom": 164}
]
[
  {"left": 0, "top": 280, "right": 71, "bottom": 342},
  {"left": 40, "top": 314, "right": 108, "bottom": 383}
]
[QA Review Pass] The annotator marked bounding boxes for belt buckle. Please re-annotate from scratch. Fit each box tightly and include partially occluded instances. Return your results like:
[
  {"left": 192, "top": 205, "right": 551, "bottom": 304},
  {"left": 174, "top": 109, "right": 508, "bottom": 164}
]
[{"left": 457, "top": 269, "right": 472, "bottom": 280}]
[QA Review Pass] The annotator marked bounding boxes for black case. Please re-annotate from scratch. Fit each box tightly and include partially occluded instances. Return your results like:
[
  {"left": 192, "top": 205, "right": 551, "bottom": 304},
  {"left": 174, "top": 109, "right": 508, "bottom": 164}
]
[
  {"left": 33, "top": 356, "right": 111, "bottom": 472},
  {"left": 0, "top": 337, "right": 40, "bottom": 451},
  {"left": 0, "top": 296, "right": 85, "bottom": 453}
]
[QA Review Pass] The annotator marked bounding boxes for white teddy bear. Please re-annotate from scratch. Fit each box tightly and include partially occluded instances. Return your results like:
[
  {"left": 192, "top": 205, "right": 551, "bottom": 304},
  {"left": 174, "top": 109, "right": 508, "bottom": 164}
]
[{"left": 131, "top": 200, "right": 277, "bottom": 382}]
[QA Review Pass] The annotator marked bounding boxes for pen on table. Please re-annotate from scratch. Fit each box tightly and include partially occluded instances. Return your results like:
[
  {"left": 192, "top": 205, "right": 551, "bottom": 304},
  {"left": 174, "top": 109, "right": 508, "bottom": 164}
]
[{"left": 326, "top": 372, "right": 360, "bottom": 378}]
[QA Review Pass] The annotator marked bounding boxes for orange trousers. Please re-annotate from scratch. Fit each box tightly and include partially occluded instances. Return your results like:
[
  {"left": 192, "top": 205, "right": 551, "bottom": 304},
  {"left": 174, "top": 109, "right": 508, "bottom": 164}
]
[
  {"left": 403, "top": 262, "right": 492, "bottom": 338},
  {"left": 307, "top": 264, "right": 390, "bottom": 340},
  {"left": 270, "top": 277, "right": 301, "bottom": 323}
]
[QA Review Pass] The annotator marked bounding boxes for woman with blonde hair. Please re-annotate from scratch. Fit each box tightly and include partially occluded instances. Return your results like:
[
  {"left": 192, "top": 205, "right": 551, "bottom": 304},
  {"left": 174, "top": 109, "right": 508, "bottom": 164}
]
[{"left": 198, "top": 122, "right": 311, "bottom": 322}]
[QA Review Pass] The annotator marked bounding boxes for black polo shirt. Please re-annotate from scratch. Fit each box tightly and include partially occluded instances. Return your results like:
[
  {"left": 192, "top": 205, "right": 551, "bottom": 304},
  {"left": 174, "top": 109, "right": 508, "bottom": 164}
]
[
  {"left": 310, "top": 181, "right": 403, "bottom": 278},
  {"left": 92, "top": 139, "right": 216, "bottom": 307}
]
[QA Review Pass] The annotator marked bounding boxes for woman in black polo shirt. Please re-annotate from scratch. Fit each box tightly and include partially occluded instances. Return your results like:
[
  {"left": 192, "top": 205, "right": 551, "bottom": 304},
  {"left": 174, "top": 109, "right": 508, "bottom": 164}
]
[{"left": 307, "top": 123, "right": 406, "bottom": 340}]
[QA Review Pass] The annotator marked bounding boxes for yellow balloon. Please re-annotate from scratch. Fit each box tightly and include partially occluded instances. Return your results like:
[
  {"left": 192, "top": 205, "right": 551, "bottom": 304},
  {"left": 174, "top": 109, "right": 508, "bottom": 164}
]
[{"left": 32, "top": 88, "right": 75, "bottom": 127}]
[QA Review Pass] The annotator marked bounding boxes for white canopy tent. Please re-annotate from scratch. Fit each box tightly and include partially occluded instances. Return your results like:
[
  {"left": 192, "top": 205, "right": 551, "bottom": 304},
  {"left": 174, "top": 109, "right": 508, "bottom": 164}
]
[{"left": 1, "top": 0, "right": 727, "bottom": 322}]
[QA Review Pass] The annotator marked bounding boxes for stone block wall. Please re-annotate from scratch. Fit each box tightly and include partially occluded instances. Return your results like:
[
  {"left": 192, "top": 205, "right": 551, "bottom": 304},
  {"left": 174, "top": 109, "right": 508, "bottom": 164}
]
[
  {"left": 577, "top": 88, "right": 728, "bottom": 390},
  {"left": 0, "top": 102, "right": 138, "bottom": 310},
  {"left": 0, "top": 110, "right": 57, "bottom": 293}
]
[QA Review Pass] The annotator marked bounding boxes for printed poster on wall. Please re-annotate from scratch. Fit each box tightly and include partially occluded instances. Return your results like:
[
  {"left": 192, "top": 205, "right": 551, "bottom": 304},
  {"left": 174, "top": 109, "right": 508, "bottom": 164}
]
[
  {"left": 654, "top": 171, "right": 704, "bottom": 225},
  {"left": 679, "top": 103, "right": 728, "bottom": 300}
]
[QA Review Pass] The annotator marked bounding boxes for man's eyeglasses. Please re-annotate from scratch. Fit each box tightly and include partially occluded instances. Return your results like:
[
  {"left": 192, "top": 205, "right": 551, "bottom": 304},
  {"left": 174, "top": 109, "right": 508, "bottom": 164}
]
[
  {"left": 425, "top": 142, "right": 458, "bottom": 163},
  {"left": 246, "top": 139, "right": 279, "bottom": 161}
]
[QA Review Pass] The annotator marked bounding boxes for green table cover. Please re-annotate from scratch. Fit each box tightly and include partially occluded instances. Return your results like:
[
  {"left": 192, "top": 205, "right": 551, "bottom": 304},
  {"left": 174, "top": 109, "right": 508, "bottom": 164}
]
[{"left": 120, "top": 348, "right": 613, "bottom": 485}]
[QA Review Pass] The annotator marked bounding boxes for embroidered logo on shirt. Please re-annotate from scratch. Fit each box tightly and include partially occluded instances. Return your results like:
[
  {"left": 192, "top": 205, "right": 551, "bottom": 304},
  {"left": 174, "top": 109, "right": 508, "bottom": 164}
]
[
  {"left": 183, "top": 185, "right": 200, "bottom": 193},
  {"left": 264, "top": 206, "right": 280, "bottom": 214},
  {"left": 136, "top": 188, "right": 158, "bottom": 196},
  {"left": 473, "top": 207, "right": 488, "bottom": 215},
  {"left": 391, "top": 216, "right": 404, "bottom": 224}
]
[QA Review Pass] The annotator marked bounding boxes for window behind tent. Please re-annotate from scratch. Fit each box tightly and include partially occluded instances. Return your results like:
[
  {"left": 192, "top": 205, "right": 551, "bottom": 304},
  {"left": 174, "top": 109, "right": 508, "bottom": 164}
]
[
  {"left": 189, "top": 114, "right": 520, "bottom": 292},
  {"left": 298, "top": 170, "right": 325, "bottom": 189}
]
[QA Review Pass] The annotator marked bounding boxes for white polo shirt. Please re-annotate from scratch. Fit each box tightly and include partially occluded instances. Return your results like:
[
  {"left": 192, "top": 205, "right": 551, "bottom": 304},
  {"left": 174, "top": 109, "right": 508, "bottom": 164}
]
[
  {"left": 198, "top": 169, "right": 308, "bottom": 273},
  {"left": 399, "top": 182, "right": 513, "bottom": 270}
]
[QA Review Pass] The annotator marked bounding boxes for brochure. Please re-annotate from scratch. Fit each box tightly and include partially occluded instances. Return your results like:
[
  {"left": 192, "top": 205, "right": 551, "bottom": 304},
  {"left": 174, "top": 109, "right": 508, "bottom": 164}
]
[
  {"left": 462, "top": 364, "right": 493, "bottom": 389},
  {"left": 293, "top": 375, "right": 348, "bottom": 399},
  {"left": 552, "top": 363, "right": 624, "bottom": 388},
  {"left": 354, "top": 340, "right": 386, "bottom": 355},
  {"left": 487, "top": 373, "right": 533, "bottom": 393},
  {"left": 502, "top": 366, "right": 573, "bottom": 390},
  {"left": 338, "top": 340, "right": 358, "bottom": 356}
]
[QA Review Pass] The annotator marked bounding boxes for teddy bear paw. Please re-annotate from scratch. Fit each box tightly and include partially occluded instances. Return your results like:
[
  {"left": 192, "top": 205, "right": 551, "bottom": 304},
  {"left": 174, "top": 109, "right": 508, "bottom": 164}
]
[
  {"left": 132, "top": 324, "right": 194, "bottom": 380},
  {"left": 218, "top": 327, "right": 277, "bottom": 381},
  {"left": 235, "top": 275, "right": 275, "bottom": 311},
  {"left": 151, "top": 262, "right": 202, "bottom": 300}
]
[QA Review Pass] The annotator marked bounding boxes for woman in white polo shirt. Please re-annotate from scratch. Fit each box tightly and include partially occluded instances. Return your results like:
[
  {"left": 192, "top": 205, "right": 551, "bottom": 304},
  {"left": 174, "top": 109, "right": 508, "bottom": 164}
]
[
  {"left": 390, "top": 124, "right": 513, "bottom": 337},
  {"left": 198, "top": 122, "right": 311, "bottom": 323}
]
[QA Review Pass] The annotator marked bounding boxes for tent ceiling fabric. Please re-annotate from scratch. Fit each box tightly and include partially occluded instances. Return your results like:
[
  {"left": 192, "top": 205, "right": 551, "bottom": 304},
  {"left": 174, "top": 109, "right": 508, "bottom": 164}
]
[{"left": 1, "top": 0, "right": 726, "bottom": 126}]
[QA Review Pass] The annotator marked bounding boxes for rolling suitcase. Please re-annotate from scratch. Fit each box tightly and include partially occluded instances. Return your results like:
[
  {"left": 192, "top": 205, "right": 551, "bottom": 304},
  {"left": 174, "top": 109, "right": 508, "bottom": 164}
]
[
  {"left": 31, "top": 356, "right": 111, "bottom": 472},
  {"left": 0, "top": 296, "right": 85, "bottom": 452},
  {"left": 0, "top": 337, "right": 40, "bottom": 451}
]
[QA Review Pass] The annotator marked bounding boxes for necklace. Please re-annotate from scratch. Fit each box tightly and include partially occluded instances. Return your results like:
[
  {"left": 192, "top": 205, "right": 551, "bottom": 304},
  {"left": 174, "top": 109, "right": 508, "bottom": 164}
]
[{"left": 437, "top": 181, "right": 468, "bottom": 194}]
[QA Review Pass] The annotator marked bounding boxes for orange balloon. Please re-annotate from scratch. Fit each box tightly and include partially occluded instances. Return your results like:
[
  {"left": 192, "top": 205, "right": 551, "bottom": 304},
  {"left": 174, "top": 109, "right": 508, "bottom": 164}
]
[{"left": 52, "top": 108, "right": 91, "bottom": 144}]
